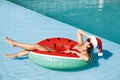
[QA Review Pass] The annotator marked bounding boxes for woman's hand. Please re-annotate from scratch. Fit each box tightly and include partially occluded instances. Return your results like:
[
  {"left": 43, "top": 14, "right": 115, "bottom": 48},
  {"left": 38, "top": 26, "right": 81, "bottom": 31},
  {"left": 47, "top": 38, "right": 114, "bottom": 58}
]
[
  {"left": 62, "top": 50, "right": 76, "bottom": 54},
  {"left": 62, "top": 50, "right": 71, "bottom": 53}
]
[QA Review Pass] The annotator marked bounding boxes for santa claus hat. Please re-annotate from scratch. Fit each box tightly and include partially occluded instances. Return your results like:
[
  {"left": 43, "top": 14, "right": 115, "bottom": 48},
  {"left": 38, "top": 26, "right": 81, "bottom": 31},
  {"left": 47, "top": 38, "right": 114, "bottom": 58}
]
[{"left": 89, "top": 36, "right": 103, "bottom": 56}]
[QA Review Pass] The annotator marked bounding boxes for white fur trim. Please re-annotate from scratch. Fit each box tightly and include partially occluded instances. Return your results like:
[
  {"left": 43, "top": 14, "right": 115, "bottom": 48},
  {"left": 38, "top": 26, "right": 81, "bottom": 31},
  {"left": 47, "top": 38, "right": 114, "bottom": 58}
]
[
  {"left": 98, "top": 52, "right": 103, "bottom": 56},
  {"left": 89, "top": 36, "right": 98, "bottom": 48}
]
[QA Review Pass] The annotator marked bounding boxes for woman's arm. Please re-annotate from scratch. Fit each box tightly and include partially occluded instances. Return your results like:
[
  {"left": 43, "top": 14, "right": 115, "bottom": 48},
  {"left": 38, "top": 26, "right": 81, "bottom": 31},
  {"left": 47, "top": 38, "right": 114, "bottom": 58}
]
[
  {"left": 78, "top": 29, "right": 90, "bottom": 38},
  {"left": 62, "top": 50, "right": 90, "bottom": 62},
  {"left": 75, "top": 52, "right": 90, "bottom": 62},
  {"left": 77, "top": 29, "right": 90, "bottom": 44}
]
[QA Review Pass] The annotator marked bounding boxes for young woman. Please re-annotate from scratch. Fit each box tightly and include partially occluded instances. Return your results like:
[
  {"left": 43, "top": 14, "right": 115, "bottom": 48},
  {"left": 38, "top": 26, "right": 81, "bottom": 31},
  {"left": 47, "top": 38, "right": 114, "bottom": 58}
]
[{"left": 4, "top": 29, "right": 102, "bottom": 62}]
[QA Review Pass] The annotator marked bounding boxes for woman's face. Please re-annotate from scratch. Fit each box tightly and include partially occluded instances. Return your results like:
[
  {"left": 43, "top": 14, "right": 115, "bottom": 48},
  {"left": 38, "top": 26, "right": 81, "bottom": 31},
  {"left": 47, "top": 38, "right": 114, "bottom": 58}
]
[
  {"left": 84, "top": 41, "right": 91, "bottom": 48},
  {"left": 84, "top": 38, "right": 93, "bottom": 48}
]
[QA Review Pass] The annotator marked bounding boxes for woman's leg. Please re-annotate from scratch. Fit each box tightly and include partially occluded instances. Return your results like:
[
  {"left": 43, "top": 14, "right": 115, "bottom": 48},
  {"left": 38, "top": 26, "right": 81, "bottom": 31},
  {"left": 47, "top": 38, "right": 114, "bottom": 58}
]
[
  {"left": 5, "top": 36, "right": 57, "bottom": 52},
  {"left": 3, "top": 50, "right": 29, "bottom": 58}
]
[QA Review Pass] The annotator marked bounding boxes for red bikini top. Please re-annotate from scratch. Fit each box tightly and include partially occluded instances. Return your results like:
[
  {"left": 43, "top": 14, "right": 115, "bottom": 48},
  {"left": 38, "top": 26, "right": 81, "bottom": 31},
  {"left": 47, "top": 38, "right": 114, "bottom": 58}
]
[{"left": 69, "top": 44, "right": 87, "bottom": 53}]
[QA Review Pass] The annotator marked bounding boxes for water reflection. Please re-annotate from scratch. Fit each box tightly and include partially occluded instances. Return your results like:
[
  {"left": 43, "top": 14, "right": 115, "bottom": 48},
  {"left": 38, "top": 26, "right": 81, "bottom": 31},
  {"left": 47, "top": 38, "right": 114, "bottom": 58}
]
[{"left": 98, "top": 0, "right": 104, "bottom": 11}]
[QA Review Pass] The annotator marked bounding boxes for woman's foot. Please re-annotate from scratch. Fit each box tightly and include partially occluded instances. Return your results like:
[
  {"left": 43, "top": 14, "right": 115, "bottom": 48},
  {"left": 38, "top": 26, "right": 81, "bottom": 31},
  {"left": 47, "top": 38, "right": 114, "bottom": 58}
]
[
  {"left": 3, "top": 54, "right": 17, "bottom": 58},
  {"left": 4, "top": 36, "right": 16, "bottom": 47}
]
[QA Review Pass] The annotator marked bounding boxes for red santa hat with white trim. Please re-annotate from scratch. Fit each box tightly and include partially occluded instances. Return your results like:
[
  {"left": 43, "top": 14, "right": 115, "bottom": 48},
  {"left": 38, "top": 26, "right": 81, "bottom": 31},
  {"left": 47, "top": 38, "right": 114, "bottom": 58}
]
[{"left": 89, "top": 36, "right": 103, "bottom": 56}]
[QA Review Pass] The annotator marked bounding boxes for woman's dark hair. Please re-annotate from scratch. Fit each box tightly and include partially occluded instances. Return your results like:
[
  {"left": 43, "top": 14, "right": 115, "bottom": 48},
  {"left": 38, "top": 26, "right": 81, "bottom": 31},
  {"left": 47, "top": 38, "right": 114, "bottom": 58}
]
[
  {"left": 86, "top": 38, "right": 94, "bottom": 58},
  {"left": 87, "top": 45, "right": 93, "bottom": 53}
]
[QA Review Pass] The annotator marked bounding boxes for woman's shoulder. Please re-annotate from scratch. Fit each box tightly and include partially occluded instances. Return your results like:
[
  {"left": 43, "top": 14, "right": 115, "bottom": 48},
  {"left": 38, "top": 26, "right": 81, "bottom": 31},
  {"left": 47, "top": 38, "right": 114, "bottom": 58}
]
[{"left": 75, "top": 43, "right": 83, "bottom": 47}]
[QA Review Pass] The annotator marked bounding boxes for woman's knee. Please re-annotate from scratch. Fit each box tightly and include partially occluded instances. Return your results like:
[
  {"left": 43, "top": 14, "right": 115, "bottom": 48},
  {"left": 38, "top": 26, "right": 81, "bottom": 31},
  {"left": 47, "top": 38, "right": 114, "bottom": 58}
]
[
  {"left": 35, "top": 44, "right": 47, "bottom": 51},
  {"left": 35, "top": 44, "right": 41, "bottom": 49}
]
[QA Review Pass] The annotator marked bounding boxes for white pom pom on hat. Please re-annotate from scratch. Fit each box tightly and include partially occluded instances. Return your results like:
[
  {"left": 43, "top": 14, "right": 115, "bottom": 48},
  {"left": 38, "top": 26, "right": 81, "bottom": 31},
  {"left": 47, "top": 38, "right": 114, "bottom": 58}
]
[{"left": 89, "top": 36, "right": 103, "bottom": 56}]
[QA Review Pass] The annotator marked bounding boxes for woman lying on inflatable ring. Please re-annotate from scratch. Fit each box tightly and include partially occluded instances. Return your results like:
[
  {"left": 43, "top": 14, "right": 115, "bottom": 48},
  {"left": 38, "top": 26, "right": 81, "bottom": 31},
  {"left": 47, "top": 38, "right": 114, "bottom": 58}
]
[{"left": 3, "top": 29, "right": 103, "bottom": 62}]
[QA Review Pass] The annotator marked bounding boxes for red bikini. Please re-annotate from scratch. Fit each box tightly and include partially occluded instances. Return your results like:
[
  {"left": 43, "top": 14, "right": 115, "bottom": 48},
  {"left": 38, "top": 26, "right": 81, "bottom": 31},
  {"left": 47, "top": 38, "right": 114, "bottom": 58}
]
[{"left": 69, "top": 44, "right": 87, "bottom": 53}]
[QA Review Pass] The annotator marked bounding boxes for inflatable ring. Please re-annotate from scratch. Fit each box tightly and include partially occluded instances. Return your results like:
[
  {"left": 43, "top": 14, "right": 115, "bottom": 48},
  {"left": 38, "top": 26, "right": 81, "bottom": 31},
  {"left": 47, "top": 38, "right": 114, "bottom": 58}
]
[{"left": 28, "top": 38, "right": 91, "bottom": 70}]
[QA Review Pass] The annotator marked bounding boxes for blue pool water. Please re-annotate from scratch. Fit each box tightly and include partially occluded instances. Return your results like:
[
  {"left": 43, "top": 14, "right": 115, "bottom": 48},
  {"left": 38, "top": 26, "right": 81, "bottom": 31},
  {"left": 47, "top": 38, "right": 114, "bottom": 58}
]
[
  {"left": 7, "top": 0, "right": 120, "bottom": 44},
  {"left": 0, "top": 0, "right": 120, "bottom": 80}
]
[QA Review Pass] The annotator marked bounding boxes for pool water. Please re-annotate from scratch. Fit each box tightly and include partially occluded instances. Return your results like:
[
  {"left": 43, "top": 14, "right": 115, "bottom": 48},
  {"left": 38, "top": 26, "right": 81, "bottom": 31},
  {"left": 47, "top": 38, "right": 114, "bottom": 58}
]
[{"left": 7, "top": 0, "right": 120, "bottom": 44}]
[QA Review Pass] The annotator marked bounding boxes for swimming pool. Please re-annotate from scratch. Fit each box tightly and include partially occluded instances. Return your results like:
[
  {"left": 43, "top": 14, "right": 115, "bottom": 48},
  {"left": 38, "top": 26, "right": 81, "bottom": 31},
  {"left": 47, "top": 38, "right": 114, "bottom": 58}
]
[
  {"left": 7, "top": 0, "right": 120, "bottom": 44},
  {"left": 0, "top": 0, "right": 120, "bottom": 80}
]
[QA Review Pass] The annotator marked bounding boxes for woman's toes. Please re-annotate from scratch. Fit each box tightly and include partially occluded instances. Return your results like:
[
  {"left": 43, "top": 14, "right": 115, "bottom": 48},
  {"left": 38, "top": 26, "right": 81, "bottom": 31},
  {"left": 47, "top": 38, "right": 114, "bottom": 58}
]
[{"left": 4, "top": 36, "right": 16, "bottom": 47}]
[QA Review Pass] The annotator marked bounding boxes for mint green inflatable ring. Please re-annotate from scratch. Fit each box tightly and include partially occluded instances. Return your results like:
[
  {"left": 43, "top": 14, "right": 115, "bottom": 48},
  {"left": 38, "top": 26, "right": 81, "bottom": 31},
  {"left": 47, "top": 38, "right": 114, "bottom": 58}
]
[{"left": 28, "top": 38, "right": 91, "bottom": 70}]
